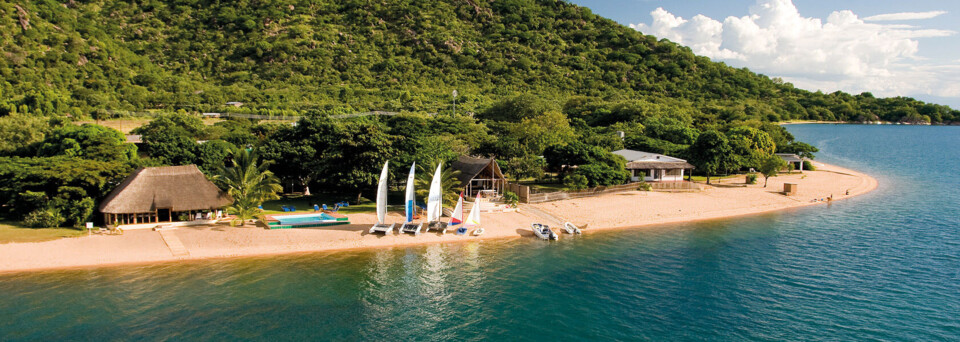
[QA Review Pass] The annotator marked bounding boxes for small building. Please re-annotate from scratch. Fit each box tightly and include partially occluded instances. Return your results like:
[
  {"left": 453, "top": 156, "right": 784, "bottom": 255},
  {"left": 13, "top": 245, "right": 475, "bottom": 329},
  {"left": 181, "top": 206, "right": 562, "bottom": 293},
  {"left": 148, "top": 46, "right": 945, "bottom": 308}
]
[
  {"left": 99, "top": 165, "right": 233, "bottom": 228},
  {"left": 202, "top": 112, "right": 222, "bottom": 118},
  {"left": 612, "top": 149, "right": 695, "bottom": 182},
  {"left": 776, "top": 153, "right": 805, "bottom": 172},
  {"left": 225, "top": 101, "right": 244, "bottom": 107},
  {"left": 124, "top": 134, "right": 142, "bottom": 144},
  {"left": 450, "top": 156, "right": 507, "bottom": 197}
]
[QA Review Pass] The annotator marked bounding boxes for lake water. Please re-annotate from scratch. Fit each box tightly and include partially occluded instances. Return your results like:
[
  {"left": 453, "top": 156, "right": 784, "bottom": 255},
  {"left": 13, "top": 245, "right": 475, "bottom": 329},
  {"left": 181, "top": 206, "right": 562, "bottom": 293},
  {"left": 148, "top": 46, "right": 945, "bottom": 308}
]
[{"left": 1, "top": 124, "right": 958, "bottom": 340}]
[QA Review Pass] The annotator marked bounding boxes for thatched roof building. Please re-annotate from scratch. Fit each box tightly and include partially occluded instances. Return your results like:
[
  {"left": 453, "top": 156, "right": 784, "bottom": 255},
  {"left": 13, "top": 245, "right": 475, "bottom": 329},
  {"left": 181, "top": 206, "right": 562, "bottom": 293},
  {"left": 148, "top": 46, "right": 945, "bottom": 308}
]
[
  {"left": 99, "top": 165, "right": 233, "bottom": 225},
  {"left": 450, "top": 156, "right": 507, "bottom": 197}
]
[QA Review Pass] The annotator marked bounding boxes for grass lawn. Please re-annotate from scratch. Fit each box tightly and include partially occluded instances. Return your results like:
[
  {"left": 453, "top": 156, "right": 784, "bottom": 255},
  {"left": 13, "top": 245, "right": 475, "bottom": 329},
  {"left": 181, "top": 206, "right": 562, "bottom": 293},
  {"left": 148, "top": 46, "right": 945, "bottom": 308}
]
[
  {"left": 0, "top": 222, "right": 85, "bottom": 244},
  {"left": 526, "top": 183, "right": 573, "bottom": 192},
  {"left": 689, "top": 174, "right": 740, "bottom": 182},
  {"left": 260, "top": 193, "right": 385, "bottom": 215}
]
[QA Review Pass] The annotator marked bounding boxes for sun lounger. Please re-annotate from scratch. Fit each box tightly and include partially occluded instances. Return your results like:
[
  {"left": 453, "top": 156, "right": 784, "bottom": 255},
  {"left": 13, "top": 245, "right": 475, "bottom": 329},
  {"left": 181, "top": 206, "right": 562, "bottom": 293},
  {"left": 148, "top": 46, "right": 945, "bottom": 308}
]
[{"left": 314, "top": 204, "right": 320, "bottom": 212}]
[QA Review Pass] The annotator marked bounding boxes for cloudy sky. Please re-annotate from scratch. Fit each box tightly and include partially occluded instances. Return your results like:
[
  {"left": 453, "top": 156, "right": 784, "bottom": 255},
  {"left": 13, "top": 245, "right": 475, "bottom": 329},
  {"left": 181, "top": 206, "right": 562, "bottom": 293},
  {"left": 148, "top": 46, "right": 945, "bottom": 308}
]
[{"left": 569, "top": 0, "right": 960, "bottom": 108}]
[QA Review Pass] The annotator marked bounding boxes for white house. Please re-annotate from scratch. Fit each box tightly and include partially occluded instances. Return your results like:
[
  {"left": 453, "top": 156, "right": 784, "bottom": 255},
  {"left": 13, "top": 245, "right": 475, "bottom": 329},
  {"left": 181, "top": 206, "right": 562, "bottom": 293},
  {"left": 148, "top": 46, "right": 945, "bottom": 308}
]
[
  {"left": 776, "top": 153, "right": 805, "bottom": 172},
  {"left": 612, "top": 149, "right": 695, "bottom": 182}
]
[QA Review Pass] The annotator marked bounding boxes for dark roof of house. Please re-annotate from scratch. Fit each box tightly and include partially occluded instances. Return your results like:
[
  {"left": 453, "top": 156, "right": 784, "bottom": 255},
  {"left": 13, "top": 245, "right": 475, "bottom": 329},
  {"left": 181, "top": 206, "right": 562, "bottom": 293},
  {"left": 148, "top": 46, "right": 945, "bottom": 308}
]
[
  {"left": 450, "top": 156, "right": 505, "bottom": 185},
  {"left": 776, "top": 153, "right": 804, "bottom": 163},
  {"left": 99, "top": 165, "right": 233, "bottom": 214},
  {"left": 625, "top": 161, "right": 695, "bottom": 170}
]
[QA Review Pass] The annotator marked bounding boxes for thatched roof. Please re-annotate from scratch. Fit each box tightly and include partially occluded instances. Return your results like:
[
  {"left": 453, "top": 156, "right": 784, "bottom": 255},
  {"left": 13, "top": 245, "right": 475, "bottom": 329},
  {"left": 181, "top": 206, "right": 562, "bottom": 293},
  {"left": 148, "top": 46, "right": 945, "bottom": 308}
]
[
  {"left": 450, "top": 156, "right": 505, "bottom": 185},
  {"left": 99, "top": 165, "right": 233, "bottom": 214},
  {"left": 626, "top": 161, "right": 695, "bottom": 170}
]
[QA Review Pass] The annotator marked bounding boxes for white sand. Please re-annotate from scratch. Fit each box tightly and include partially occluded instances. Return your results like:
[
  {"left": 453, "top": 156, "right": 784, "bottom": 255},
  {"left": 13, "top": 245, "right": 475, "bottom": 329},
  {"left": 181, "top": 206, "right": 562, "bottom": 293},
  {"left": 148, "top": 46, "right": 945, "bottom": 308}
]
[{"left": 0, "top": 162, "right": 876, "bottom": 273}]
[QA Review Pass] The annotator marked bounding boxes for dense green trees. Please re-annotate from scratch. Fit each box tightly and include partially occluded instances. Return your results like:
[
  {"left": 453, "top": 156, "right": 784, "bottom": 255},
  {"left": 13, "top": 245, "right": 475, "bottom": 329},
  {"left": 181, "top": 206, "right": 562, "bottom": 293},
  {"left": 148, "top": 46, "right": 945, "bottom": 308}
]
[
  {"left": 0, "top": 157, "right": 133, "bottom": 227},
  {"left": 688, "top": 131, "right": 736, "bottom": 184},
  {"left": 2, "top": 0, "right": 953, "bottom": 123}
]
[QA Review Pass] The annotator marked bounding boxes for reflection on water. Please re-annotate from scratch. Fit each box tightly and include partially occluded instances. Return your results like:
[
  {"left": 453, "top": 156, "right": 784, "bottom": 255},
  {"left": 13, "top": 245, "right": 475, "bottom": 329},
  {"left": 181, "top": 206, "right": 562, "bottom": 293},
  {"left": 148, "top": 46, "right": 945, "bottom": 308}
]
[{"left": 1, "top": 125, "right": 959, "bottom": 340}]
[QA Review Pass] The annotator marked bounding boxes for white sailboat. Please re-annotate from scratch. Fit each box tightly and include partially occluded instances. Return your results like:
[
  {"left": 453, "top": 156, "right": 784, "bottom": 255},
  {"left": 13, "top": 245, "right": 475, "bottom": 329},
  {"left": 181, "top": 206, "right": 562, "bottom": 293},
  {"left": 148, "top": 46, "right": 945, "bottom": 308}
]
[
  {"left": 400, "top": 163, "right": 422, "bottom": 235},
  {"left": 458, "top": 193, "right": 482, "bottom": 235},
  {"left": 369, "top": 161, "right": 395, "bottom": 234},
  {"left": 425, "top": 163, "right": 447, "bottom": 233},
  {"left": 450, "top": 192, "right": 464, "bottom": 228}
]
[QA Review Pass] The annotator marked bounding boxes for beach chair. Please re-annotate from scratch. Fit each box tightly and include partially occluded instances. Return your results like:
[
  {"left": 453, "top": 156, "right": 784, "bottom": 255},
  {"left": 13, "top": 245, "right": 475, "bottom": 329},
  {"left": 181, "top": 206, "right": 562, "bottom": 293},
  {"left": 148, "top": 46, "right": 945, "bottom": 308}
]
[
  {"left": 314, "top": 204, "right": 320, "bottom": 212},
  {"left": 322, "top": 204, "right": 329, "bottom": 211},
  {"left": 258, "top": 205, "right": 264, "bottom": 211},
  {"left": 290, "top": 206, "right": 297, "bottom": 212}
]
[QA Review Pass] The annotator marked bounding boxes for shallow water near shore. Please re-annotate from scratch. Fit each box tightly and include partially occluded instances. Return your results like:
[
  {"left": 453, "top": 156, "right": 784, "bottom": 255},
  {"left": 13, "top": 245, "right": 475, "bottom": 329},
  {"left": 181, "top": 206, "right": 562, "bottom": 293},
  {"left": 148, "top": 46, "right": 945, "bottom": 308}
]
[{"left": 2, "top": 124, "right": 959, "bottom": 340}]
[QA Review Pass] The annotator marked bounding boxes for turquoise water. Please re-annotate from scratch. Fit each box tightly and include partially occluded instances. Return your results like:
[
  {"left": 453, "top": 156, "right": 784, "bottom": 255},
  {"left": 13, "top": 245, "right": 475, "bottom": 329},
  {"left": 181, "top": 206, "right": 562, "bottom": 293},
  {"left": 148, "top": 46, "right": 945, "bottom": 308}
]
[
  {"left": 275, "top": 213, "right": 336, "bottom": 224},
  {"left": 1, "top": 124, "right": 959, "bottom": 340}
]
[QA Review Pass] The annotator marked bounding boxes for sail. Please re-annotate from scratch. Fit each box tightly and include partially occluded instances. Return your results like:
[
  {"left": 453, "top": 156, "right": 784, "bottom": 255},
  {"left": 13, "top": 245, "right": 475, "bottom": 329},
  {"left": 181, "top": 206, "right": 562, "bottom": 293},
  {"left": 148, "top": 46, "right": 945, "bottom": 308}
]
[
  {"left": 426, "top": 163, "right": 442, "bottom": 222},
  {"left": 376, "top": 161, "right": 389, "bottom": 224},
  {"left": 450, "top": 192, "right": 464, "bottom": 225},
  {"left": 405, "top": 163, "right": 416, "bottom": 223},
  {"left": 465, "top": 192, "right": 481, "bottom": 227}
]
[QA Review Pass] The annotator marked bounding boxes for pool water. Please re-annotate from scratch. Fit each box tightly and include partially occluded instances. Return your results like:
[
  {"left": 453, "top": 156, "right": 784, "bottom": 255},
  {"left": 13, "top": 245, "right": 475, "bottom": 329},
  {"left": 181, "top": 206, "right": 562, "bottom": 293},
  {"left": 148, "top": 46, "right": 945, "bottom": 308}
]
[{"left": 269, "top": 213, "right": 349, "bottom": 229}]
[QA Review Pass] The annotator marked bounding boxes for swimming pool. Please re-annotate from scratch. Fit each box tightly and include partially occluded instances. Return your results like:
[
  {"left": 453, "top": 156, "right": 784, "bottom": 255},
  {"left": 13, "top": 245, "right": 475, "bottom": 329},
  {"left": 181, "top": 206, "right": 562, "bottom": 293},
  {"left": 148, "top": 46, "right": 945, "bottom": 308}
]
[{"left": 268, "top": 213, "right": 350, "bottom": 229}]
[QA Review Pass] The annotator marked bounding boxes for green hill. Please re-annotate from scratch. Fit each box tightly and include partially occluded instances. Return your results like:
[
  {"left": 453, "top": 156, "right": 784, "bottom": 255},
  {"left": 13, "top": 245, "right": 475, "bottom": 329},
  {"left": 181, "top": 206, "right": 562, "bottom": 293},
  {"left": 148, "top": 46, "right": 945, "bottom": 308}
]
[{"left": 1, "top": 0, "right": 956, "bottom": 123}]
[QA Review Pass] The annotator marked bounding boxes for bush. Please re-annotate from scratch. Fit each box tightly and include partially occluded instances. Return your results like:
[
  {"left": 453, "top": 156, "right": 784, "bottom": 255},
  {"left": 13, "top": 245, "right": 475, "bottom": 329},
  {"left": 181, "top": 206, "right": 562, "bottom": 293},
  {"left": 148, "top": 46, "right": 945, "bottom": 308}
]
[
  {"left": 746, "top": 174, "right": 757, "bottom": 184},
  {"left": 638, "top": 182, "right": 652, "bottom": 191},
  {"left": 23, "top": 209, "right": 65, "bottom": 228},
  {"left": 563, "top": 173, "right": 589, "bottom": 190},
  {"left": 573, "top": 163, "right": 629, "bottom": 187},
  {"left": 802, "top": 160, "right": 816, "bottom": 171},
  {"left": 503, "top": 191, "right": 519, "bottom": 205}
]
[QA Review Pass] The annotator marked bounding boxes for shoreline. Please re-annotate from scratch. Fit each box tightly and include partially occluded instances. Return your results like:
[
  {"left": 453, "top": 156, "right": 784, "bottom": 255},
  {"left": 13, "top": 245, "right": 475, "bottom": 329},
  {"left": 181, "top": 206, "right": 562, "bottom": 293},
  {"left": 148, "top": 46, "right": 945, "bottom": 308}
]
[{"left": 0, "top": 162, "right": 877, "bottom": 274}]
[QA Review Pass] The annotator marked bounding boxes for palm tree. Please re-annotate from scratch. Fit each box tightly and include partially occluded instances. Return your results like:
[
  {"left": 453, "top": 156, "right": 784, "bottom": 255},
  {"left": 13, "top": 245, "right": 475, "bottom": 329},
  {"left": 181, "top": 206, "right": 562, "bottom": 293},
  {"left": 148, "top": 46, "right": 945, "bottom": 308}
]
[
  {"left": 214, "top": 149, "right": 282, "bottom": 226},
  {"left": 414, "top": 160, "right": 463, "bottom": 208}
]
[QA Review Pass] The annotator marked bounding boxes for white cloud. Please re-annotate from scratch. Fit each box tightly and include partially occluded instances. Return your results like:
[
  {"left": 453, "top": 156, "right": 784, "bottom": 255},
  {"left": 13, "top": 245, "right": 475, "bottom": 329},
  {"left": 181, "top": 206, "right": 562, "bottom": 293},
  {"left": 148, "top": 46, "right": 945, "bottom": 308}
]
[
  {"left": 629, "top": 0, "right": 960, "bottom": 100},
  {"left": 864, "top": 11, "right": 947, "bottom": 21}
]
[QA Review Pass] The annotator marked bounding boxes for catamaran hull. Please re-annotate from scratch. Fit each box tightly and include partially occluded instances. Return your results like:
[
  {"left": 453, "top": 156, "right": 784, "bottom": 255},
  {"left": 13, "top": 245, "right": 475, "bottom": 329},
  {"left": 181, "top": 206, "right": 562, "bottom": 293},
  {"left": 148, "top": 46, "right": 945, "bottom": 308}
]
[
  {"left": 400, "top": 223, "right": 423, "bottom": 235},
  {"left": 425, "top": 221, "right": 448, "bottom": 233},
  {"left": 370, "top": 223, "right": 395, "bottom": 234}
]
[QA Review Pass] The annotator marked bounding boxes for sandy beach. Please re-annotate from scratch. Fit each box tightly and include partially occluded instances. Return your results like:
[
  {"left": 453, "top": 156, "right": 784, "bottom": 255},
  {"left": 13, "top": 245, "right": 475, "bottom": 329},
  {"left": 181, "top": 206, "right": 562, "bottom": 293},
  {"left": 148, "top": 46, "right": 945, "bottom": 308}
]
[{"left": 0, "top": 162, "right": 876, "bottom": 273}]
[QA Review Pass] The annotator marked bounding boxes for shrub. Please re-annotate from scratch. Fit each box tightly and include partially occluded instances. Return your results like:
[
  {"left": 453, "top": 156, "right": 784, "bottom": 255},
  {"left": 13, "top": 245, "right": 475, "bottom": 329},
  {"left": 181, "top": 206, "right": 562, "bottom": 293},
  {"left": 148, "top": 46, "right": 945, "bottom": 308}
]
[
  {"left": 746, "top": 174, "right": 758, "bottom": 184},
  {"left": 23, "top": 209, "right": 65, "bottom": 228},
  {"left": 502, "top": 191, "right": 519, "bottom": 205},
  {"left": 638, "top": 182, "right": 652, "bottom": 191},
  {"left": 802, "top": 160, "right": 816, "bottom": 171},
  {"left": 563, "top": 173, "right": 589, "bottom": 190},
  {"left": 573, "top": 163, "right": 629, "bottom": 187}
]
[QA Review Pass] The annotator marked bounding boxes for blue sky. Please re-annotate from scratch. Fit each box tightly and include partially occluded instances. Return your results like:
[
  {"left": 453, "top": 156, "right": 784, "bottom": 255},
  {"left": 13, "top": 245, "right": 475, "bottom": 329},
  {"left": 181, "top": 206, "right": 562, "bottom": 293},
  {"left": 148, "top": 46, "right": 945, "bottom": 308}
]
[{"left": 569, "top": 0, "right": 960, "bottom": 108}]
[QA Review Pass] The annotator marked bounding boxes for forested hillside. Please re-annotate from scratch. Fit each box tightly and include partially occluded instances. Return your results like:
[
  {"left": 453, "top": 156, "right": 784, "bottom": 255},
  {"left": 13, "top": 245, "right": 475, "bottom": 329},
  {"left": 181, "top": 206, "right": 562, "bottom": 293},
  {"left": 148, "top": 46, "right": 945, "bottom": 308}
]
[{"left": 1, "top": 0, "right": 956, "bottom": 123}]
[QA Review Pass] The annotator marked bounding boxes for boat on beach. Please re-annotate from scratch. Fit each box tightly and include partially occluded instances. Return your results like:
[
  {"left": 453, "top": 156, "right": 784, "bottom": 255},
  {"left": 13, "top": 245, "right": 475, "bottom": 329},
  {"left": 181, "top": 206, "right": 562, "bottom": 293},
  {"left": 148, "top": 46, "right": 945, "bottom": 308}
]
[
  {"left": 424, "top": 164, "right": 448, "bottom": 233},
  {"left": 562, "top": 222, "right": 582, "bottom": 234},
  {"left": 532, "top": 223, "right": 558, "bottom": 240},
  {"left": 399, "top": 163, "right": 423, "bottom": 235},
  {"left": 369, "top": 162, "right": 395, "bottom": 234},
  {"left": 459, "top": 193, "right": 482, "bottom": 235},
  {"left": 450, "top": 192, "right": 464, "bottom": 234}
]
